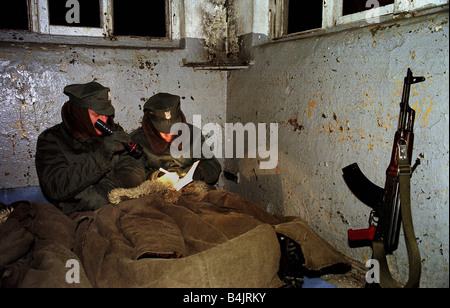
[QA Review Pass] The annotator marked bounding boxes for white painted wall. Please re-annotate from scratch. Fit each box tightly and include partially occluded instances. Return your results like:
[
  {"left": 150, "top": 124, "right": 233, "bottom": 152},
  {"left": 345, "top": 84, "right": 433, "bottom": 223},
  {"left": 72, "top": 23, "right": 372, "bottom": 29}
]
[
  {"left": 0, "top": 0, "right": 448, "bottom": 288},
  {"left": 0, "top": 0, "right": 227, "bottom": 189},
  {"left": 226, "top": 6, "right": 449, "bottom": 287}
]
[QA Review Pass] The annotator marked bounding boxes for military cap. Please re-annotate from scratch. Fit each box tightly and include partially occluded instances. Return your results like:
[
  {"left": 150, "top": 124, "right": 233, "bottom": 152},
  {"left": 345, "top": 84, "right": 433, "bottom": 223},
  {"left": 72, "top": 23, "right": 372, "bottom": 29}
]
[
  {"left": 64, "top": 81, "right": 115, "bottom": 116},
  {"left": 144, "top": 93, "right": 182, "bottom": 133}
]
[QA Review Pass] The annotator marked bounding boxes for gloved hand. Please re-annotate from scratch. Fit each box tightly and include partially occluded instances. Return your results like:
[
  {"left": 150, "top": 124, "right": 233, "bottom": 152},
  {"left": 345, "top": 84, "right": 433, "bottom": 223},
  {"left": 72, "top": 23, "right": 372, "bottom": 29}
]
[
  {"left": 74, "top": 187, "right": 109, "bottom": 211},
  {"left": 100, "top": 130, "right": 130, "bottom": 158},
  {"left": 178, "top": 163, "right": 205, "bottom": 181},
  {"left": 168, "top": 166, "right": 186, "bottom": 177},
  {"left": 158, "top": 171, "right": 180, "bottom": 186},
  {"left": 193, "top": 165, "right": 206, "bottom": 181}
]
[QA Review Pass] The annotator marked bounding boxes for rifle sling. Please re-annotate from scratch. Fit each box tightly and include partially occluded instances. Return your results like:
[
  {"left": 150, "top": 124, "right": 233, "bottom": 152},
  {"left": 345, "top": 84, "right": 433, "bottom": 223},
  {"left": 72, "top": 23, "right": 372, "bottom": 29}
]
[{"left": 372, "top": 152, "right": 421, "bottom": 288}]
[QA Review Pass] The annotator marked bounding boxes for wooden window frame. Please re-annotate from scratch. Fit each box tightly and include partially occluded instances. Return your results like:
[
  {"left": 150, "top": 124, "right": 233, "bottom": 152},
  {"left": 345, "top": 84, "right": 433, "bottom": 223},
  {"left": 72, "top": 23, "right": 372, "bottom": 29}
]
[
  {"left": 270, "top": 0, "right": 448, "bottom": 39},
  {"left": 1, "top": 0, "right": 184, "bottom": 48}
]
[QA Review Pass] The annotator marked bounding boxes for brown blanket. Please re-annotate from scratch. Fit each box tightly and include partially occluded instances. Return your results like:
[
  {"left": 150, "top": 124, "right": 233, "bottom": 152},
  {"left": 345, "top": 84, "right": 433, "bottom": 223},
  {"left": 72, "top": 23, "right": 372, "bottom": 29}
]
[
  {"left": 0, "top": 201, "right": 91, "bottom": 288},
  {"left": 0, "top": 189, "right": 349, "bottom": 288}
]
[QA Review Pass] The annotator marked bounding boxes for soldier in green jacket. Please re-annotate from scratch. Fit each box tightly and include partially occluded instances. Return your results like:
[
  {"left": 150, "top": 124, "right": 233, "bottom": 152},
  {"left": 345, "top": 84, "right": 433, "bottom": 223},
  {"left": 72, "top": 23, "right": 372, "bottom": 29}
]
[
  {"left": 35, "top": 82, "right": 145, "bottom": 215},
  {"left": 131, "top": 93, "right": 221, "bottom": 186}
]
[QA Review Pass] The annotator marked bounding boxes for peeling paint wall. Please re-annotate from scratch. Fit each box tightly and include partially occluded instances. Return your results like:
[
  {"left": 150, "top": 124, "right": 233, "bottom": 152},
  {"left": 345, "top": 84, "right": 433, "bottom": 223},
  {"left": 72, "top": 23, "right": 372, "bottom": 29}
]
[
  {"left": 226, "top": 10, "right": 449, "bottom": 287},
  {"left": 184, "top": 0, "right": 240, "bottom": 63},
  {"left": 0, "top": 0, "right": 228, "bottom": 189},
  {"left": 0, "top": 0, "right": 448, "bottom": 288}
]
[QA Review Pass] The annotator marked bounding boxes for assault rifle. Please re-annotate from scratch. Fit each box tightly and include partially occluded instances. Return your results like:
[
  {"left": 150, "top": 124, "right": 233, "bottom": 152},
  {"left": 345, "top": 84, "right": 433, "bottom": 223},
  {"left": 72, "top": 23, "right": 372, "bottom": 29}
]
[{"left": 342, "top": 68, "right": 425, "bottom": 288}]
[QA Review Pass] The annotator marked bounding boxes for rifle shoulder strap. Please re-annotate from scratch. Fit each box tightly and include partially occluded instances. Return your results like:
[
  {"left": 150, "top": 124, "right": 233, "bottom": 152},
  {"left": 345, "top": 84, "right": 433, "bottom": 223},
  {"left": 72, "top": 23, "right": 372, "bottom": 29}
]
[{"left": 372, "top": 145, "right": 421, "bottom": 288}]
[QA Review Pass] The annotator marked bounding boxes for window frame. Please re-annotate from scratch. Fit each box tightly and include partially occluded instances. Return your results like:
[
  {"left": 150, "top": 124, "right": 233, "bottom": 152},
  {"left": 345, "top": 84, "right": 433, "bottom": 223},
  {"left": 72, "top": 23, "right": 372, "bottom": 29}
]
[
  {"left": 1, "top": 0, "right": 183, "bottom": 49},
  {"left": 337, "top": 1, "right": 395, "bottom": 25},
  {"left": 270, "top": 0, "right": 449, "bottom": 40},
  {"left": 31, "top": 0, "right": 107, "bottom": 37}
]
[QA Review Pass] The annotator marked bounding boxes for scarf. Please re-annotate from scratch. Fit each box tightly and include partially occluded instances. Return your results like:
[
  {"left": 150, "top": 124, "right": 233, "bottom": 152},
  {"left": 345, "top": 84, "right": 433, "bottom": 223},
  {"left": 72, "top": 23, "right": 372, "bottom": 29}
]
[
  {"left": 142, "top": 112, "right": 187, "bottom": 154},
  {"left": 61, "top": 101, "right": 115, "bottom": 143}
]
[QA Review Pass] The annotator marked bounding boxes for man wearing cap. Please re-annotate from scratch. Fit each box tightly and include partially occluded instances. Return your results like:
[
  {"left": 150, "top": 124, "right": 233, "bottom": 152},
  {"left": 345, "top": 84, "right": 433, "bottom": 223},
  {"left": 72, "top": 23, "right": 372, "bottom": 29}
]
[
  {"left": 35, "top": 81, "right": 145, "bottom": 215},
  {"left": 131, "top": 93, "right": 221, "bottom": 185}
]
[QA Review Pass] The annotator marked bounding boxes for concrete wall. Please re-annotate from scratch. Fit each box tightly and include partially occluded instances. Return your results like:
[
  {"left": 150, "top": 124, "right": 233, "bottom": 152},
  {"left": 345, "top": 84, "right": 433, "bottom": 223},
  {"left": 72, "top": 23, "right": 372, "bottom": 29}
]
[
  {"left": 0, "top": 0, "right": 448, "bottom": 288},
  {"left": 0, "top": 0, "right": 227, "bottom": 190},
  {"left": 225, "top": 5, "right": 449, "bottom": 287}
]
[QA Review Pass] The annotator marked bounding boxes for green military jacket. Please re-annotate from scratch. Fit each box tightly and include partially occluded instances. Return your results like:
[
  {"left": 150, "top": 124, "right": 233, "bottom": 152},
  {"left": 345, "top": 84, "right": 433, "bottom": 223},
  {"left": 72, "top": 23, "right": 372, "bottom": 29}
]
[
  {"left": 35, "top": 123, "right": 145, "bottom": 214},
  {"left": 131, "top": 124, "right": 221, "bottom": 185}
]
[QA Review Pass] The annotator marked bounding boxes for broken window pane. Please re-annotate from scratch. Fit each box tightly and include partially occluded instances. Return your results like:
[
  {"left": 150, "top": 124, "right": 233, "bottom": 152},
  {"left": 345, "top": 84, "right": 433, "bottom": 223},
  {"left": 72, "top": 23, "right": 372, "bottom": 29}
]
[
  {"left": 343, "top": 0, "right": 394, "bottom": 16},
  {"left": 288, "top": 0, "right": 323, "bottom": 34},
  {"left": 113, "top": 0, "right": 167, "bottom": 37},
  {"left": 0, "top": 0, "right": 29, "bottom": 30},
  {"left": 48, "top": 0, "right": 101, "bottom": 28}
]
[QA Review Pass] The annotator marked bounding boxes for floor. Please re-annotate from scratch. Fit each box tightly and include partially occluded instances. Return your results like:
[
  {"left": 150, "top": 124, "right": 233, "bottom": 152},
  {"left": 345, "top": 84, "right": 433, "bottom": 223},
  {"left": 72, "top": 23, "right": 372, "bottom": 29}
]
[{"left": 321, "top": 258, "right": 368, "bottom": 288}]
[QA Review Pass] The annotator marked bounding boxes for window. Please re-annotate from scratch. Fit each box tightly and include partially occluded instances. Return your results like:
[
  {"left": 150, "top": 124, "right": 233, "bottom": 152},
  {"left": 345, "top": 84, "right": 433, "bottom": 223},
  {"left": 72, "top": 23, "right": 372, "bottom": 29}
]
[
  {"left": 32, "top": 0, "right": 168, "bottom": 38},
  {"left": 288, "top": 1, "right": 323, "bottom": 34},
  {"left": 338, "top": 0, "right": 396, "bottom": 25},
  {"left": 48, "top": 0, "right": 101, "bottom": 28},
  {"left": 0, "top": 1, "right": 29, "bottom": 31},
  {"left": 271, "top": 0, "right": 448, "bottom": 39},
  {"left": 343, "top": 0, "right": 394, "bottom": 16},
  {"left": 270, "top": 0, "right": 326, "bottom": 38},
  {"left": 113, "top": 0, "right": 167, "bottom": 37},
  {"left": 0, "top": 0, "right": 182, "bottom": 48}
]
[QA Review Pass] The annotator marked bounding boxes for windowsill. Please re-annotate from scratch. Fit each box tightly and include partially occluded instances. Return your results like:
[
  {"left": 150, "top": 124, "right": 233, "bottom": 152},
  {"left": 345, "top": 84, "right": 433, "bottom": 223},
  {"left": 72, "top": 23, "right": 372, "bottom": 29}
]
[
  {"left": 181, "top": 60, "right": 254, "bottom": 71},
  {"left": 0, "top": 30, "right": 184, "bottom": 49},
  {"left": 264, "top": 4, "right": 448, "bottom": 46}
]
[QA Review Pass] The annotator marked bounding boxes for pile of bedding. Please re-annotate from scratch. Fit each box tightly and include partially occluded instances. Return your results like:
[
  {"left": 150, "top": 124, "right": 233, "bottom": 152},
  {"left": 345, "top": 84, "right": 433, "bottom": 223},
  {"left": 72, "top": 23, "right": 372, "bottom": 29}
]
[{"left": 0, "top": 186, "right": 350, "bottom": 288}]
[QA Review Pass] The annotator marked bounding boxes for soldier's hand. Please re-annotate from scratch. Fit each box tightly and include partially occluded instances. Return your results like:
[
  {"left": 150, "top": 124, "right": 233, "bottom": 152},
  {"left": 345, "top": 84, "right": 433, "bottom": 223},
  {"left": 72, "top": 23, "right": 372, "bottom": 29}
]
[
  {"left": 74, "top": 187, "right": 109, "bottom": 211},
  {"left": 158, "top": 172, "right": 180, "bottom": 185},
  {"left": 101, "top": 131, "right": 129, "bottom": 157}
]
